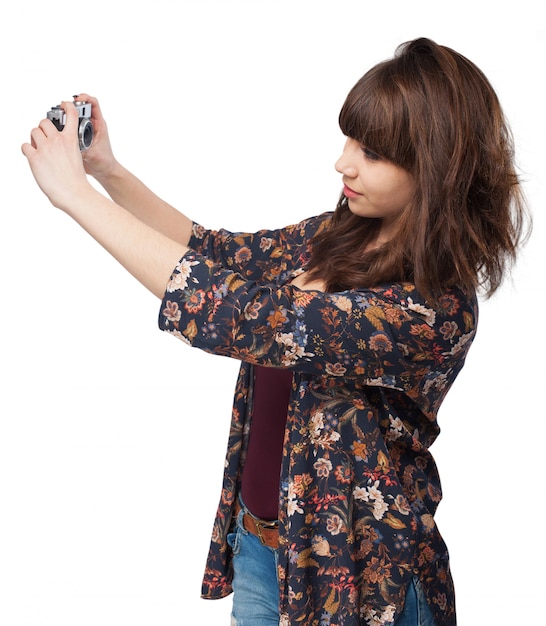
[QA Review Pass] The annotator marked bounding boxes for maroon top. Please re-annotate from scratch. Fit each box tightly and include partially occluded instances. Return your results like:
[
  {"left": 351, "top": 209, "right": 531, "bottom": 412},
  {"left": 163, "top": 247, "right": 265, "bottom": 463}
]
[{"left": 240, "top": 365, "right": 293, "bottom": 520}]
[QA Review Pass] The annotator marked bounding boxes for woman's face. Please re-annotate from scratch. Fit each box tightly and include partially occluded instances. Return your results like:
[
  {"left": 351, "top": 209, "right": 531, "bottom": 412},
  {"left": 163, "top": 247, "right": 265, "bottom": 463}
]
[{"left": 335, "top": 137, "right": 415, "bottom": 241}]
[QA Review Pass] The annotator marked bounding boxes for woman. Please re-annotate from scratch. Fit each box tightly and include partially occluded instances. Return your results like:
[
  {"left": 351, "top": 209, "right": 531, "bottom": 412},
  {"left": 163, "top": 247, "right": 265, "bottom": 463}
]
[{"left": 22, "top": 38, "right": 527, "bottom": 625}]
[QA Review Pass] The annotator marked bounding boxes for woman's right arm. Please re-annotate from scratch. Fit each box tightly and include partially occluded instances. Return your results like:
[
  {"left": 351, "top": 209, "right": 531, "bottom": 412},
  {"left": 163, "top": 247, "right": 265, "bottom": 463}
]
[{"left": 77, "top": 94, "right": 193, "bottom": 246}]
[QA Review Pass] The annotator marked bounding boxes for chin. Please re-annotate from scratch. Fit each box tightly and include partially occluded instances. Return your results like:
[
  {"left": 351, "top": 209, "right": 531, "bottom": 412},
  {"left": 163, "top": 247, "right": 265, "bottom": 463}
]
[{"left": 347, "top": 203, "right": 373, "bottom": 219}]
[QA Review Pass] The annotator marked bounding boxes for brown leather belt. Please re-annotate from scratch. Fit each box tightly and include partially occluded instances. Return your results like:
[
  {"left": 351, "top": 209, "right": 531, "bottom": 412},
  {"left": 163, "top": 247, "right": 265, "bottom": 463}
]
[{"left": 234, "top": 499, "right": 279, "bottom": 549}]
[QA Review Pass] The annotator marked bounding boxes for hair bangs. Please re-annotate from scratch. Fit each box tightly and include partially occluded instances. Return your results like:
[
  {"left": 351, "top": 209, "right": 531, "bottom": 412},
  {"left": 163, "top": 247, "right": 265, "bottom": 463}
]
[{"left": 338, "top": 63, "right": 415, "bottom": 171}]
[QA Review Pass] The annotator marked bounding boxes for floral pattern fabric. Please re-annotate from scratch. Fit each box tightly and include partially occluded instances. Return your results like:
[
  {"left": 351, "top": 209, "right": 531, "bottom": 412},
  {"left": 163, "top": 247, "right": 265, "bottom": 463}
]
[{"left": 158, "top": 213, "right": 477, "bottom": 626}]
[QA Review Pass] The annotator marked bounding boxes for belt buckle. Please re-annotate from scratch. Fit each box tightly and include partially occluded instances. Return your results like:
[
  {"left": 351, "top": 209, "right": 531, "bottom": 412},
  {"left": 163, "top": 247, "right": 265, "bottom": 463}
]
[{"left": 254, "top": 519, "right": 278, "bottom": 546}]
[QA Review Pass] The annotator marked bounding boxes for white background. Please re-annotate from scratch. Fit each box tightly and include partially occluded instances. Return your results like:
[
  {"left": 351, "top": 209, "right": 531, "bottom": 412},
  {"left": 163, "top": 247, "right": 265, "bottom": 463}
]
[{"left": 1, "top": 2, "right": 544, "bottom": 625}]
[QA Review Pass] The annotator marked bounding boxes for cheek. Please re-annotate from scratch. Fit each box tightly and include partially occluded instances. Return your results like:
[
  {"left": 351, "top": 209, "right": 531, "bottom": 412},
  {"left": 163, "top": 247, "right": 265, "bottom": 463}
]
[
  {"left": 390, "top": 175, "right": 415, "bottom": 210},
  {"left": 370, "top": 177, "right": 407, "bottom": 208},
  {"left": 360, "top": 164, "right": 415, "bottom": 211}
]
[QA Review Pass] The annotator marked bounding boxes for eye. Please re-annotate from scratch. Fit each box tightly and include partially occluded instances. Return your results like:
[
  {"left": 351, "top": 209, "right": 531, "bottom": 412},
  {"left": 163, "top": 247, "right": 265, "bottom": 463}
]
[{"left": 361, "top": 146, "right": 381, "bottom": 162}]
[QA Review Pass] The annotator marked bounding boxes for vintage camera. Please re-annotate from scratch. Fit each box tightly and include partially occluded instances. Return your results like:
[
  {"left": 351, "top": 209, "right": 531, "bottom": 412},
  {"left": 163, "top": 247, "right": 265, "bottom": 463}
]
[{"left": 47, "top": 101, "right": 94, "bottom": 151}]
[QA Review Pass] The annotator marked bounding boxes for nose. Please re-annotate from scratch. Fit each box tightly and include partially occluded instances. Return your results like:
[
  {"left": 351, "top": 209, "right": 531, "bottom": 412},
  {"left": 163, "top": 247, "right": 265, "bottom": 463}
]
[{"left": 335, "top": 138, "right": 358, "bottom": 178}]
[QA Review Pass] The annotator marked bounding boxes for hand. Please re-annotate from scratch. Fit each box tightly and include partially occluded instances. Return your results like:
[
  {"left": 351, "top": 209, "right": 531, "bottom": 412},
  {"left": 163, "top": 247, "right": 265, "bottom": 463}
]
[
  {"left": 22, "top": 101, "right": 95, "bottom": 211},
  {"left": 73, "top": 93, "right": 119, "bottom": 181}
]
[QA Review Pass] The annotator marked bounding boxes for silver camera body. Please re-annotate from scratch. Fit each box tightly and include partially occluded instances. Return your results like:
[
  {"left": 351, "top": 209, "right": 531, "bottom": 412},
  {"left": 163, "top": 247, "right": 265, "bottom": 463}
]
[{"left": 47, "top": 101, "right": 94, "bottom": 151}]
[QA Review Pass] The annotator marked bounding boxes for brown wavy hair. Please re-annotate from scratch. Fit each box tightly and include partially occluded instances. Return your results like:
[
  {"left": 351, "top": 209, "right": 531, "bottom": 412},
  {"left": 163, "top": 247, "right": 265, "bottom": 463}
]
[{"left": 305, "top": 37, "right": 529, "bottom": 302}]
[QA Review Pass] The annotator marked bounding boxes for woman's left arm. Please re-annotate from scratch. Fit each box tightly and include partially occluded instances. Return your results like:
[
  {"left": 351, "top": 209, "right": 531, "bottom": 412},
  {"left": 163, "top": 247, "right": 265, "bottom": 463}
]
[
  {"left": 22, "top": 101, "right": 187, "bottom": 298},
  {"left": 159, "top": 246, "right": 477, "bottom": 417}
]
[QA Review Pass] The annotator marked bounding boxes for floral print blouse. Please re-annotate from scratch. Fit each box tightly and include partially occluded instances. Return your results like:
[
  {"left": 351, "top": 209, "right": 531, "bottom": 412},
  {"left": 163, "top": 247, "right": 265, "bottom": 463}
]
[{"left": 158, "top": 212, "right": 477, "bottom": 626}]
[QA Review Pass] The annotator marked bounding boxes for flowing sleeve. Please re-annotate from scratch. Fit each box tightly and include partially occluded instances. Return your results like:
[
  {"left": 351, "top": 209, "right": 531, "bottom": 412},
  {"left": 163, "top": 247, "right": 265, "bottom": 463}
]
[
  {"left": 158, "top": 243, "right": 477, "bottom": 417},
  {"left": 185, "top": 212, "right": 332, "bottom": 284}
]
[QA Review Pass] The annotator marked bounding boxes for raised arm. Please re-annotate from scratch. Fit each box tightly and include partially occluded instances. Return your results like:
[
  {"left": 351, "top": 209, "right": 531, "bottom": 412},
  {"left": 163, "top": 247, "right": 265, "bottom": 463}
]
[
  {"left": 22, "top": 101, "right": 188, "bottom": 298},
  {"left": 75, "top": 94, "right": 193, "bottom": 246}
]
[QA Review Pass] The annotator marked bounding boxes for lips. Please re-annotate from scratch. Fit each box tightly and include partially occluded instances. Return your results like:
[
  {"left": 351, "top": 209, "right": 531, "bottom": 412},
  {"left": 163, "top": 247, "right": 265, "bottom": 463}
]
[{"left": 343, "top": 184, "right": 362, "bottom": 198}]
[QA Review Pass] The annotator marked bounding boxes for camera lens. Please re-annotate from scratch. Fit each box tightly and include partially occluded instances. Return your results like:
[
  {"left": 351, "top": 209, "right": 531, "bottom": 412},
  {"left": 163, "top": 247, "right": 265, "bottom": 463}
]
[{"left": 78, "top": 118, "right": 94, "bottom": 151}]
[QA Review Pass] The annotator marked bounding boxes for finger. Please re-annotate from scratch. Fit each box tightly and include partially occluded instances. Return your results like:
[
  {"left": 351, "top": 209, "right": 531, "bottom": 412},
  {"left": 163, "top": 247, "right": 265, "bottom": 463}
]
[
  {"left": 30, "top": 125, "right": 48, "bottom": 146},
  {"left": 60, "top": 100, "right": 79, "bottom": 133},
  {"left": 38, "top": 118, "right": 57, "bottom": 137},
  {"left": 74, "top": 93, "right": 105, "bottom": 123},
  {"left": 74, "top": 92, "right": 97, "bottom": 106},
  {"left": 21, "top": 141, "right": 36, "bottom": 158},
  {"left": 74, "top": 93, "right": 100, "bottom": 115}
]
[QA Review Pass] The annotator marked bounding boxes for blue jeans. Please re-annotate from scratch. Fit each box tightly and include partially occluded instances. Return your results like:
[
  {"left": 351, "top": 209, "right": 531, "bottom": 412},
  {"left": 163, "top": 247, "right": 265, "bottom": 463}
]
[
  {"left": 395, "top": 577, "right": 436, "bottom": 626},
  {"left": 228, "top": 501, "right": 436, "bottom": 625},
  {"left": 227, "top": 503, "right": 280, "bottom": 625}
]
